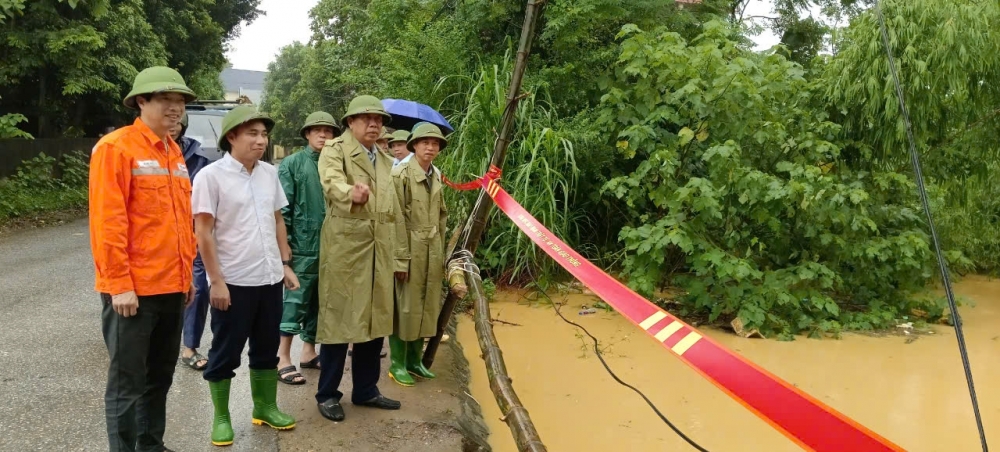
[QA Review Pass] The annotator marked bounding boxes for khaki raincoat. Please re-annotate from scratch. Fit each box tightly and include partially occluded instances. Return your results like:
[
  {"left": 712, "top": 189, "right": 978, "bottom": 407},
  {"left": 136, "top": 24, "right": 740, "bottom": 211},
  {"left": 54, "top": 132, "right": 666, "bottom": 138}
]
[
  {"left": 392, "top": 159, "right": 447, "bottom": 340},
  {"left": 316, "top": 132, "right": 409, "bottom": 344}
]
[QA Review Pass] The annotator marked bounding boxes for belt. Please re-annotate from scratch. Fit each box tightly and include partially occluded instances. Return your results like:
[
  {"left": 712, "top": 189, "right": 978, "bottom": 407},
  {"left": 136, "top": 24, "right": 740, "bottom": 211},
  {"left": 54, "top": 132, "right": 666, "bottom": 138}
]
[
  {"left": 407, "top": 224, "right": 439, "bottom": 240},
  {"left": 408, "top": 225, "right": 438, "bottom": 234}
]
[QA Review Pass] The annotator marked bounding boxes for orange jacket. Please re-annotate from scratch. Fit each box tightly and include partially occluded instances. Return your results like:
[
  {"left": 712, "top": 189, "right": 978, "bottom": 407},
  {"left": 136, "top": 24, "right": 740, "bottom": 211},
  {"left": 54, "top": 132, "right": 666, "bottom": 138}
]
[{"left": 89, "top": 118, "right": 196, "bottom": 296}]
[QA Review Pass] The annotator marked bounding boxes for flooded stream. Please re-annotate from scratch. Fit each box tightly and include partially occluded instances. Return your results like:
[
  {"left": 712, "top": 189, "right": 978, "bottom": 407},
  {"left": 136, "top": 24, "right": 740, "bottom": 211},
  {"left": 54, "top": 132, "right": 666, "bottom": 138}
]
[{"left": 457, "top": 275, "right": 1000, "bottom": 451}]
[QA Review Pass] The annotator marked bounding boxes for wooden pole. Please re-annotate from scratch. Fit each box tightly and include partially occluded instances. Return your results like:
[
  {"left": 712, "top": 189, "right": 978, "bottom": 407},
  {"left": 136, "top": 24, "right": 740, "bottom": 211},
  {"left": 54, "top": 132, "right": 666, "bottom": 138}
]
[
  {"left": 467, "top": 267, "right": 547, "bottom": 451},
  {"left": 457, "top": 0, "right": 543, "bottom": 256},
  {"left": 423, "top": 0, "right": 545, "bottom": 369}
]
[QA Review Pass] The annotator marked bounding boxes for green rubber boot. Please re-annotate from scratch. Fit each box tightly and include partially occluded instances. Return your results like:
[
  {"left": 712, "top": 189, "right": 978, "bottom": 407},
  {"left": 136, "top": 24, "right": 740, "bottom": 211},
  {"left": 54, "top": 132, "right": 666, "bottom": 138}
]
[
  {"left": 249, "top": 369, "right": 296, "bottom": 430},
  {"left": 209, "top": 380, "right": 234, "bottom": 447},
  {"left": 406, "top": 339, "right": 436, "bottom": 379},
  {"left": 387, "top": 335, "right": 415, "bottom": 387}
]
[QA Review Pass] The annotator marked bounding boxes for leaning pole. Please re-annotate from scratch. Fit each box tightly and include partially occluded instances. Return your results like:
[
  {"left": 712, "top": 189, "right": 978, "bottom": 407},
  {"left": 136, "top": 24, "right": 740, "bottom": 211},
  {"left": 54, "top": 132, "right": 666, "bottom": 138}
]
[{"left": 421, "top": 1, "right": 548, "bottom": 450}]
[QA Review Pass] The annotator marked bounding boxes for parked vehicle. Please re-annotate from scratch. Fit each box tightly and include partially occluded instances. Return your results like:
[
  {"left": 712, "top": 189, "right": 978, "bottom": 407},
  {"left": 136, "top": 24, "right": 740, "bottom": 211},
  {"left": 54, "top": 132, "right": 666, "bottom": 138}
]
[{"left": 185, "top": 98, "right": 274, "bottom": 163}]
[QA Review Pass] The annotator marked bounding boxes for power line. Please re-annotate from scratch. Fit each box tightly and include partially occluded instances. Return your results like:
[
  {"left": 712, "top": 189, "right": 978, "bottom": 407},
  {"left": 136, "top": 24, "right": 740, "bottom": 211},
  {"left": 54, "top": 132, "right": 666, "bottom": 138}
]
[{"left": 873, "top": 2, "right": 988, "bottom": 450}]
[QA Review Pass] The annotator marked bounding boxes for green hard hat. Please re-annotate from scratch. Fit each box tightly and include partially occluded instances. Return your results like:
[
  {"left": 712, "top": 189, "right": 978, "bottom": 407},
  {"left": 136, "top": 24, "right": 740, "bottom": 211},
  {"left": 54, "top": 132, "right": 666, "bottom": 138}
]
[
  {"left": 407, "top": 122, "right": 448, "bottom": 152},
  {"left": 388, "top": 129, "right": 409, "bottom": 144},
  {"left": 341, "top": 95, "right": 391, "bottom": 127},
  {"left": 123, "top": 66, "right": 197, "bottom": 110},
  {"left": 379, "top": 127, "right": 393, "bottom": 141},
  {"left": 218, "top": 105, "right": 275, "bottom": 152},
  {"left": 300, "top": 111, "right": 341, "bottom": 139}
]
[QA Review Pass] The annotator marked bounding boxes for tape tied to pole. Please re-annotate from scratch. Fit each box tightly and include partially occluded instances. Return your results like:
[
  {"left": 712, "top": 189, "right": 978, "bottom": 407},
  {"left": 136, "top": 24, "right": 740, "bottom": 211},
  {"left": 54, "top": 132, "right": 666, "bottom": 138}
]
[
  {"left": 451, "top": 170, "right": 906, "bottom": 452},
  {"left": 442, "top": 165, "right": 502, "bottom": 191}
]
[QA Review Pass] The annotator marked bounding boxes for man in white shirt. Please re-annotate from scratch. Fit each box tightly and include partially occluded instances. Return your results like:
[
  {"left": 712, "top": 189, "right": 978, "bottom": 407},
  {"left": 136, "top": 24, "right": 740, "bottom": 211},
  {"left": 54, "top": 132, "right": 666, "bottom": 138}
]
[{"left": 192, "top": 106, "right": 300, "bottom": 447}]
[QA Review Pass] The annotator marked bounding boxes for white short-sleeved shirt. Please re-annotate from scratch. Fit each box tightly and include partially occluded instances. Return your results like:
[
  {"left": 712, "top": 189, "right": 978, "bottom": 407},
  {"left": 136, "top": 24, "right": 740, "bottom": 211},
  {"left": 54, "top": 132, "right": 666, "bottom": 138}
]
[{"left": 192, "top": 153, "right": 289, "bottom": 287}]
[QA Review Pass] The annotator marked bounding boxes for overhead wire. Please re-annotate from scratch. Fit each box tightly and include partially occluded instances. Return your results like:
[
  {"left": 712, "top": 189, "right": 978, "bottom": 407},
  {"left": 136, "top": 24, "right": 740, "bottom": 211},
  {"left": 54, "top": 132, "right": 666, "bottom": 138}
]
[
  {"left": 533, "top": 286, "right": 711, "bottom": 452},
  {"left": 456, "top": 249, "right": 710, "bottom": 450},
  {"left": 873, "top": 2, "right": 988, "bottom": 450}
]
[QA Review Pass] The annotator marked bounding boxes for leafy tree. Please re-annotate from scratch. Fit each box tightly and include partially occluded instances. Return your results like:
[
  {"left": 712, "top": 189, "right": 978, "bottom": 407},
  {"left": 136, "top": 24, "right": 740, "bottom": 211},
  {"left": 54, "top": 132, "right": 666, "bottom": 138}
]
[
  {"left": 142, "top": 0, "right": 262, "bottom": 99},
  {"left": 0, "top": 0, "right": 260, "bottom": 137},
  {"left": 0, "top": 0, "right": 25, "bottom": 22},
  {"left": 261, "top": 42, "right": 331, "bottom": 148},
  {"left": 0, "top": 113, "right": 32, "bottom": 139},
  {"left": 823, "top": 0, "right": 1000, "bottom": 272},
  {"left": 601, "top": 21, "right": 938, "bottom": 336},
  {"left": 259, "top": 0, "right": 999, "bottom": 333},
  {"left": 0, "top": 0, "right": 129, "bottom": 136}
]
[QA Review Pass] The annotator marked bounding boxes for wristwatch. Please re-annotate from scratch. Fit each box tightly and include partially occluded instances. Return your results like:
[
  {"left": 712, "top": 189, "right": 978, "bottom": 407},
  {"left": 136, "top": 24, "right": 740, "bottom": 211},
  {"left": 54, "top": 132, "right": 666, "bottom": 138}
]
[{"left": 282, "top": 259, "right": 292, "bottom": 267}]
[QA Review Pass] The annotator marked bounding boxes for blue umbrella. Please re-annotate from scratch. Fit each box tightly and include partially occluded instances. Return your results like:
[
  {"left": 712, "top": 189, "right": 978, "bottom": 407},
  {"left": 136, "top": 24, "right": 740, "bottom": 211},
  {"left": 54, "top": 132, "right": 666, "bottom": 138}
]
[{"left": 381, "top": 99, "right": 454, "bottom": 134}]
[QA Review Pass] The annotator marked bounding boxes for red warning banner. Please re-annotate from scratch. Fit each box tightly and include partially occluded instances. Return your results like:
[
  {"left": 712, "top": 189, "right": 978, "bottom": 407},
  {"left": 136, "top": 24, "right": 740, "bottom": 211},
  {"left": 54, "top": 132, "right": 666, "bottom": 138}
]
[{"left": 470, "top": 173, "right": 905, "bottom": 452}]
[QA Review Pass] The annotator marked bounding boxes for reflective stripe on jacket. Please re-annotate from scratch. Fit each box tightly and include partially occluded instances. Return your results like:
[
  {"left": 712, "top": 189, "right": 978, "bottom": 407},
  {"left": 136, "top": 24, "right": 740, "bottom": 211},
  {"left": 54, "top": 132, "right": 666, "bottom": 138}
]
[{"left": 89, "top": 118, "right": 196, "bottom": 296}]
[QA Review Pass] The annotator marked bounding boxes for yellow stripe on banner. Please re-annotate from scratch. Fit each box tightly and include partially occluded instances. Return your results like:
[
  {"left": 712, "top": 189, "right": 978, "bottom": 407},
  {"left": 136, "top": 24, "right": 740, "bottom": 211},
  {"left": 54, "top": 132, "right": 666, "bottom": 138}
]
[
  {"left": 671, "top": 332, "right": 702, "bottom": 356},
  {"left": 655, "top": 321, "right": 683, "bottom": 342},
  {"left": 639, "top": 312, "right": 667, "bottom": 330}
]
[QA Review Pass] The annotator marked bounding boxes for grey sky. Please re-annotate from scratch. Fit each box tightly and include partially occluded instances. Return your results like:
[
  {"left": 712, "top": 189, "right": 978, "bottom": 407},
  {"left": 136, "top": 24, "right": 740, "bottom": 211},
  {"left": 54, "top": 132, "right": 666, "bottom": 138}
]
[
  {"left": 225, "top": 0, "right": 783, "bottom": 72},
  {"left": 225, "top": 0, "right": 316, "bottom": 72}
]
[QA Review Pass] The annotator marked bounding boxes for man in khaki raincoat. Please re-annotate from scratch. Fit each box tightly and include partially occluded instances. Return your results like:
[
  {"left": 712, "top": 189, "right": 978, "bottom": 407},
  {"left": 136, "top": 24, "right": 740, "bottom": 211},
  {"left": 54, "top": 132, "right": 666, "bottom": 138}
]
[
  {"left": 387, "top": 122, "right": 454, "bottom": 387},
  {"left": 376, "top": 127, "right": 392, "bottom": 150},
  {"left": 314, "top": 95, "right": 409, "bottom": 422}
]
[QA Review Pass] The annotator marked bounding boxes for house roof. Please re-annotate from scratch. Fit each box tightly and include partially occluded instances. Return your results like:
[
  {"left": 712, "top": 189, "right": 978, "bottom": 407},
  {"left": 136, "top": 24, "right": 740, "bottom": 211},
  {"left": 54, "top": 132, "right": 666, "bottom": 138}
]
[{"left": 220, "top": 68, "right": 267, "bottom": 93}]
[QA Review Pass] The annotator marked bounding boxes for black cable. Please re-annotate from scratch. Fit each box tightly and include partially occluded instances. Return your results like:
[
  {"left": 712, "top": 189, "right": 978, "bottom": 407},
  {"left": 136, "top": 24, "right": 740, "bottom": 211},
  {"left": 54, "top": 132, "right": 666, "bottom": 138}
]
[
  {"left": 873, "top": 2, "right": 989, "bottom": 451},
  {"left": 534, "top": 289, "right": 710, "bottom": 452}
]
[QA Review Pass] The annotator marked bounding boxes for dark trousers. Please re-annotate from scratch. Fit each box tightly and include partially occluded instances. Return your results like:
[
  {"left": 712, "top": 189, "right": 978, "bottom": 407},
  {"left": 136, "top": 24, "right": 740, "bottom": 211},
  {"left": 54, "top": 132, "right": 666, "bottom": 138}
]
[
  {"left": 203, "top": 283, "right": 282, "bottom": 382},
  {"left": 182, "top": 255, "right": 210, "bottom": 349},
  {"left": 101, "top": 292, "right": 184, "bottom": 452},
  {"left": 315, "top": 338, "right": 384, "bottom": 404}
]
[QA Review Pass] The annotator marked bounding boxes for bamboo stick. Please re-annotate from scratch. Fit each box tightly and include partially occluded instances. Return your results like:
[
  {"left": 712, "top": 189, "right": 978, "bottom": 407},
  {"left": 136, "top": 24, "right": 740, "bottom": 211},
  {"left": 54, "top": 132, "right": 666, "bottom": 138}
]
[
  {"left": 423, "top": 0, "right": 545, "bottom": 368},
  {"left": 467, "top": 268, "right": 547, "bottom": 452}
]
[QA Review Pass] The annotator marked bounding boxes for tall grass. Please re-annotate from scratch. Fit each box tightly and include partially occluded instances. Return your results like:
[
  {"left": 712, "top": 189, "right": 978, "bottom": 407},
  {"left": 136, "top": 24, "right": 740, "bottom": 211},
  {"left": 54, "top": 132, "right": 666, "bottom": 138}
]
[{"left": 434, "top": 56, "right": 582, "bottom": 286}]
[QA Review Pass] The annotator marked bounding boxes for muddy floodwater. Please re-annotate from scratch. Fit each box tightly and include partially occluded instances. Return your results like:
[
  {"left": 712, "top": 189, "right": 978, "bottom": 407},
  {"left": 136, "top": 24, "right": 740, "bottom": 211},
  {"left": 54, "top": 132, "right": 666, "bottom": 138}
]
[{"left": 457, "top": 275, "right": 1000, "bottom": 451}]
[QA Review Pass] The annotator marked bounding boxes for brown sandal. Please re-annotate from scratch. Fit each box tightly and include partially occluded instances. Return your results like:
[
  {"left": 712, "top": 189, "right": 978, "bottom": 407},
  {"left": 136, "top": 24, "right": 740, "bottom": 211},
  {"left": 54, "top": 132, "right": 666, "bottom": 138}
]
[{"left": 278, "top": 365, "right": 306, "bottom": 385}]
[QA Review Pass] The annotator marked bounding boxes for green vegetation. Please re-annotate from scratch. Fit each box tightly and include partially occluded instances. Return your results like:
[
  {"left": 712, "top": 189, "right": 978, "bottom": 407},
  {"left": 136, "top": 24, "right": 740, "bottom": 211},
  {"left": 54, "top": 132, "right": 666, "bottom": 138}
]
[
  {"left": 0, "top": 0, "right": 942, "bottom": 337},
  {"left": 0, "top": 0, "right": 994, "bottom": 337},
  {"left": 0, "top": 0, "right": 261, "bottom": 137},
  {"left": 0, "top": 152, "right": 89, "bottom": 223}
]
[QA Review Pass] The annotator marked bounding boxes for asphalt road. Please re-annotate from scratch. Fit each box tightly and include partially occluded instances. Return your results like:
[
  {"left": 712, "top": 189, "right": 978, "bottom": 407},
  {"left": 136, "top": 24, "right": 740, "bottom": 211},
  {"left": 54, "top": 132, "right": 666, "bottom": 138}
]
[{"left": 0, "top": 219, "right": 469, "bottom": 452}]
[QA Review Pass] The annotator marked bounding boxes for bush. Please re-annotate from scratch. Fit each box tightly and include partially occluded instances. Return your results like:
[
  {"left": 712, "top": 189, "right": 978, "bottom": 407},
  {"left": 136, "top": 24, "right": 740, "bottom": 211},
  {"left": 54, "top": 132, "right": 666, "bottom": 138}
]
[
  {"left": 599, "top": 22, "right": 940, "bottom": 338},
  {"left": 0, "top": 151, "right": 89, "bottom": 222}
]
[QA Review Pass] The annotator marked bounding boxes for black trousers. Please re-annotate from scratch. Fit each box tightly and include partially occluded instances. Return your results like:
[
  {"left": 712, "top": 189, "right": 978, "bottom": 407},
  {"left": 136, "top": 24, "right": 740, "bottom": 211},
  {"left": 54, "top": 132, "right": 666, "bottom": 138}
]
[
  {"left": 315, "top": 338, "right": 384, "bottom": 404},
  {"left": 203, "top": 283, "right": 283, "bottom": 382},
  {"left": 101, "top": 292, "right": 184, "bottom": 452}
]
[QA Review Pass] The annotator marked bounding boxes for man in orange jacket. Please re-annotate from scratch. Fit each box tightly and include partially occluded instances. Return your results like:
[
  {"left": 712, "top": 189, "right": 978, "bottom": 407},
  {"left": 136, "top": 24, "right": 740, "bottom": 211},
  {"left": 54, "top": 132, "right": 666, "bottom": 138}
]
[{"left": 89, "top": 66, "right": 198, "bottom": 452}]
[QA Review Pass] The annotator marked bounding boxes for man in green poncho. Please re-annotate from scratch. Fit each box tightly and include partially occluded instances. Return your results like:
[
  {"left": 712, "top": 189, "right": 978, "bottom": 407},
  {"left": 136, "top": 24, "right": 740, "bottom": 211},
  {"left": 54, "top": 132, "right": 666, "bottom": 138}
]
[
  {"left": 314, "top": 95, "right": 409, "bottom": 422},
  {"left": 275, "top": 111, "right": 341, "bottom": 385},
  {"left": 388, "top": 122, "right": 460, "bottom": 386}
]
